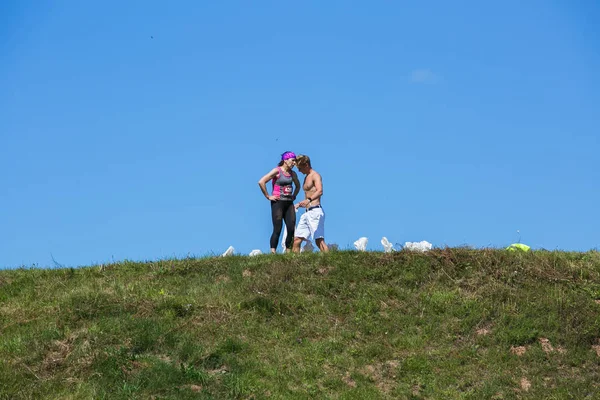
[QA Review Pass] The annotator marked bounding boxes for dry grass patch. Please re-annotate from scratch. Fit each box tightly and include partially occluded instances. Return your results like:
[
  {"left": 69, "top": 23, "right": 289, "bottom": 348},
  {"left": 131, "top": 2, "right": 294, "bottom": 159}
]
[
  {"left": 520, "top": 377, "right": 531, "bottom": 391},
  {"left": 510, "top": 346, "right": 527, "bottom": 356},
  {"left": 186, "top": 384, "right": 203, "bottom": 392},
  {"left": 476, "top": 327, "right": 491, "bottom": 336},
  {"left": 539, "top": 337, "right": 554, "bottom": 353},
  {"left": 361, "top": 360, "right": 399, "bottom": 394},
  {"left": 317, "top": 266, "right": 333, "bottom": 275},
  {"left": 342, "top": 372, "right": 356, "bottom": 388},
  {"left": 40, "top": 330, "right": 89, "bottom": 375}
]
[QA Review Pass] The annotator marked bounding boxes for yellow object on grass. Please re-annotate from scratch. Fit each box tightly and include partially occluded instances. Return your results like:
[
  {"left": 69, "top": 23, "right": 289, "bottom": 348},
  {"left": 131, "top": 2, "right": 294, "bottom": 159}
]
[{"left": 506, "top": 243, "right": 531, "bottom": 252}]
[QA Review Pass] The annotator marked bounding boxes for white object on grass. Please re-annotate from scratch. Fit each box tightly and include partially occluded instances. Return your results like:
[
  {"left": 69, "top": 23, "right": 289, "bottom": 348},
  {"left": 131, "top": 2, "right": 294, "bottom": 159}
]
[
  {"left": 354, "top": 237, "right": 368, "bottom": 251},
  {"left": 281, "top": 229, "right": 287, "bottom": 253},
  {"left": 381, "top": 237, "right": 394, "bottom": 253},
  {"left": 302, "top": 241, "right": 314, "bottom": 253},
  {"left": 222, "top": 246, "right": 235, "bottom": 257},
  {"left": 404, "top": 241, "right": 432, "bottom": 252},
  {"left": 249, "top": 249, "right": 262, "bottom": 256}
]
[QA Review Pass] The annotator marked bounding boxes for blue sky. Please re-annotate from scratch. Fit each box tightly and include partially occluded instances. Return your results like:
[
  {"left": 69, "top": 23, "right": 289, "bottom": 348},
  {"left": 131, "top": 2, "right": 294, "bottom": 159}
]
[{"left": 1, "top": 1, "right": 599, "bottom": 268}]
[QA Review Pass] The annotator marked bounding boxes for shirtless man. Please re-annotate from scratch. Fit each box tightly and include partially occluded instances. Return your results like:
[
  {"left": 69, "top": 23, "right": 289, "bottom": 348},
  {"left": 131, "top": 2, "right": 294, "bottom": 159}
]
[{"left": 293, "top": 155, "right": 329, "bottom": 253}]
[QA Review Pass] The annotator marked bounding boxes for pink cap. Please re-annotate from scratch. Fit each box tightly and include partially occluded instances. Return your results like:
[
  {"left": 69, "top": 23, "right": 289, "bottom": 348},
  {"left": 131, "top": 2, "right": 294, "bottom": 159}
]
[{"left": 281, "top": 151, "right": 296, "bottom": 161}]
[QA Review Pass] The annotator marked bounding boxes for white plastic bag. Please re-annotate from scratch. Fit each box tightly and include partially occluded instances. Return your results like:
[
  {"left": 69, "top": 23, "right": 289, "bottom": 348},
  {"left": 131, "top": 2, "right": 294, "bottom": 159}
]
[
  {"left": 381, "top": 237, "right": 394, "bottom": 253},
  {"left": 403, "top": 241, "right": 432, "bottom": 252},
  {"left": 281, "top": 229, "right": 287, "bottom": 253},
  {"left": 249, "top": 249, "right": 262, "bottom": 256},
  {"left": 354, "top": 237, "right": 368, "bottom": 251},
  {"left": 222, "top": 246, "right": 235, "bottom": 257},
  {"left": 301, "top": 241, "right": 314, "bottom": 253}
]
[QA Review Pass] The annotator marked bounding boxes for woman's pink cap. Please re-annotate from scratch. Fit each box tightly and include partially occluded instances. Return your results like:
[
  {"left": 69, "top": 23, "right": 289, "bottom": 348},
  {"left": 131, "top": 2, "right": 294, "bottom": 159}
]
[{"left": 281, "top": 151, "right": 296, "bottom": 161}]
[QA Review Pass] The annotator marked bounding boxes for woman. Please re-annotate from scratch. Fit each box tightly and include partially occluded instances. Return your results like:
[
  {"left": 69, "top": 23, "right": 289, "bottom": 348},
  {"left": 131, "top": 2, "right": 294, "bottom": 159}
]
[{"left": 258, "top": 151, "right": 300, "bottom": 253}]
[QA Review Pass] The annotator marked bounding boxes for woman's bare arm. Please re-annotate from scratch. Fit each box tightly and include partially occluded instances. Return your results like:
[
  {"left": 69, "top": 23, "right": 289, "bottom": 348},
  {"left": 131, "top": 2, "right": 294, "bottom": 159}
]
[{"left": 258, "top": 168, "right": 280, "bottom": 201}]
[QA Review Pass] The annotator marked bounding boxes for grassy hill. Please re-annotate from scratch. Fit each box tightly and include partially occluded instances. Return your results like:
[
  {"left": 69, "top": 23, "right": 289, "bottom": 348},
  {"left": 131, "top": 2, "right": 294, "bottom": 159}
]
[{"left": 1, "top": 249, "right": 599, "bottom": 399}]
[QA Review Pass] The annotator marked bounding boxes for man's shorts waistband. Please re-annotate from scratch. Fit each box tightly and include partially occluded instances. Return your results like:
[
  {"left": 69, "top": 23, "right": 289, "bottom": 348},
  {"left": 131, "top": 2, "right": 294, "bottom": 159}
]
[{"left": 308, "top": 205, "right": 322, "bottom": 211}]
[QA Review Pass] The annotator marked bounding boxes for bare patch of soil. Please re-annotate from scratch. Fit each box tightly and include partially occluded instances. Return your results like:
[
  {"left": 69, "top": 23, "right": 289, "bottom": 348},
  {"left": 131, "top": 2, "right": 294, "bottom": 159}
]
[
  {"left": 361, "top": 360, "right": 399, "bottom": 394},
  {"left": 476, "top": 328, "right": 491, "bottom": 336},
  {"left": 510, "top": 346, "right": 527, "bottom": 356},
  {"left": 342, "top": 372, "right": 356, "bottom": 388},
  {"left": 539, "top": 337, "right": 554, "bottom": 353},
  {"left": 520, "top": 377, "right": 531, "bottom": 391}
]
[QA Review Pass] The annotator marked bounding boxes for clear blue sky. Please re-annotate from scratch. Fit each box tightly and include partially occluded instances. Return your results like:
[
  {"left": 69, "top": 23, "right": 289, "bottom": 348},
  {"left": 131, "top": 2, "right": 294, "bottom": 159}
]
[{"left": 2, "top": 1, "right": 599, "bottom": 268}]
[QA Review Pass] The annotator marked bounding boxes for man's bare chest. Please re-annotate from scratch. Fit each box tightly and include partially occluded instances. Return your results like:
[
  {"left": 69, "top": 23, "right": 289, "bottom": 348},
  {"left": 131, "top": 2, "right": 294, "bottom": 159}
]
[{"left": 303, "top": 177, "right": 315, "bottom": 192}]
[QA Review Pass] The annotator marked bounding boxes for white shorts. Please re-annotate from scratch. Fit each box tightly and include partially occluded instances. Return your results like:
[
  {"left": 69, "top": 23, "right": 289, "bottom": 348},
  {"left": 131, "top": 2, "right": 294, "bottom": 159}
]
[{"left": 295, "top": 206, "right": 325, "bottom": 241}]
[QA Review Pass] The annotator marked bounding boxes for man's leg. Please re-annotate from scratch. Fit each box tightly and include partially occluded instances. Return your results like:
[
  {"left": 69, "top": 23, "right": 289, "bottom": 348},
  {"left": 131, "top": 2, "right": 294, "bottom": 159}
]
[
  {"left": 316, "top": 238, "right": 329, "bottom": 252},
  {"left": 293, "top": 237, "right": 304, "bottom": 253},
  {"left": 293, "top": 212, "right": 310, "bottom": 253},
  {"left": 312, "top": 210, "right": 327, "bottom": 252}
]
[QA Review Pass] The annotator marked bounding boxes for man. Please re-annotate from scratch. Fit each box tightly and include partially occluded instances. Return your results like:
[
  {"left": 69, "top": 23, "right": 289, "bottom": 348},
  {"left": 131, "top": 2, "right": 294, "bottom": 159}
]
[{"left": 293, "top": 155, "right": 329, "bottom": 252}]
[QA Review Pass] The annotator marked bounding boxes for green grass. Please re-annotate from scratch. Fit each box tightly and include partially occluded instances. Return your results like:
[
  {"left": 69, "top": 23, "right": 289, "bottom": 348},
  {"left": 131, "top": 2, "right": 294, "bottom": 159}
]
[{"left": 1, "top": 249, "right": 600, "bottom": 399}]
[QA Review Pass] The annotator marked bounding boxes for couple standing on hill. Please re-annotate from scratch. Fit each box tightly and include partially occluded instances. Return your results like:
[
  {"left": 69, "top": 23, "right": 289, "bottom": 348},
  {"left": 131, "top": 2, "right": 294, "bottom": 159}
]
[{"left": 258, "top": 151, "right": 329, "bottom": 254}]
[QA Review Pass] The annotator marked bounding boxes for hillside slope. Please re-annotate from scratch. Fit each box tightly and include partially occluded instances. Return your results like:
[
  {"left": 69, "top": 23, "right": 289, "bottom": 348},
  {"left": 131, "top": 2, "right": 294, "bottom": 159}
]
[{"left": 1, "top": 249, "right": 599, "bottom": 399}]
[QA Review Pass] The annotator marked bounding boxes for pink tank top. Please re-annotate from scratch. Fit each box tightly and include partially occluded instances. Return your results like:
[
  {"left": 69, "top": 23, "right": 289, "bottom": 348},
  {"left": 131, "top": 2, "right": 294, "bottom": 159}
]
[{"left": 271, "top": 167, "right": 294, "bottom": 200}]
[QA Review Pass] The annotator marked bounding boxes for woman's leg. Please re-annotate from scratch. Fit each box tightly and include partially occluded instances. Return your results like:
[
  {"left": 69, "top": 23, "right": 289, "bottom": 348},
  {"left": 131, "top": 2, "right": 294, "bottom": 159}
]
[
  {"left": 270, "top": 201, "right": 284, "bottom": 253},
  {"left": 283, "top": 202, "right": 296, "bottom": 251}
]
